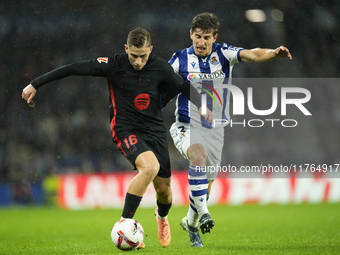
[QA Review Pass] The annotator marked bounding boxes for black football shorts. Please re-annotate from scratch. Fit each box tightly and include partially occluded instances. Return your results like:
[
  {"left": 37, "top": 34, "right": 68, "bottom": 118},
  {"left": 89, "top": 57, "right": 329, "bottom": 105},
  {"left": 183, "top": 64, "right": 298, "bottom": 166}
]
[{"left": 113, "top": 130, "right": 171, "bottom": 178}]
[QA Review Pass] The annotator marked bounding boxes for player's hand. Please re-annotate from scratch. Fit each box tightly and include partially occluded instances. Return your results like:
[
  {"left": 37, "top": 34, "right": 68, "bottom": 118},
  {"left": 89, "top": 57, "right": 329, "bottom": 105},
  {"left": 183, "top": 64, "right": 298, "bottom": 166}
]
[
  {"left": 22, "top": 84, "right": 37, "bottom": 104},
  {"left": 199, "top": 107, "right": 214, "bottom": 123},
  {"left": 274, "top": 46, "right": 292, "bottom": 60}
]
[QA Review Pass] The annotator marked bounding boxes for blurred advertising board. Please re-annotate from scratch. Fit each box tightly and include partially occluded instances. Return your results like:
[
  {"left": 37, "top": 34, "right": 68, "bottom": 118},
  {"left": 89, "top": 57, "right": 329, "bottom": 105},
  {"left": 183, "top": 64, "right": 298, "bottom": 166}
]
[{"left": 56, "top": 171, "right": 340, "bottom": 209}]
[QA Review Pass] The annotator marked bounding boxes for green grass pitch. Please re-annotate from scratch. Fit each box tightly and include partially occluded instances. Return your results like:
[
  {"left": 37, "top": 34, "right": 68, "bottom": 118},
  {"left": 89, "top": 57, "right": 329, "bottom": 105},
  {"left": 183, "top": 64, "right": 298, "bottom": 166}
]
[{"left": 1, "top": 203, "right": 339, "bottom": 254}]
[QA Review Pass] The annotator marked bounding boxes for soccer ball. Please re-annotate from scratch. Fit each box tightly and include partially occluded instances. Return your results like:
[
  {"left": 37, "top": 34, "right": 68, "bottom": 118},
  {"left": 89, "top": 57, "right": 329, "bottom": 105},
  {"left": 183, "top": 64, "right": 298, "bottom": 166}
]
[{"left": 111, "top": 219, "right": 144, "bottom": 250}]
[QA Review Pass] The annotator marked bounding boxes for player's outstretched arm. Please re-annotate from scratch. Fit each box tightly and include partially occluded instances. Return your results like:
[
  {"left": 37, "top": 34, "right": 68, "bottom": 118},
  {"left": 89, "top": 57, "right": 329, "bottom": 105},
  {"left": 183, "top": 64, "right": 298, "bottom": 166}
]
[
  {"left": 22, "top": 84, "right": 37, "bottom": 104},
  {"left": 22, "top": 59, "right": 110, "bottom": 101},
  {"left": 240, "top": 46, "right": 292, "bottom": 63},
  {"left": 21, "top": 59, "right": 111, "bottom": 105}
]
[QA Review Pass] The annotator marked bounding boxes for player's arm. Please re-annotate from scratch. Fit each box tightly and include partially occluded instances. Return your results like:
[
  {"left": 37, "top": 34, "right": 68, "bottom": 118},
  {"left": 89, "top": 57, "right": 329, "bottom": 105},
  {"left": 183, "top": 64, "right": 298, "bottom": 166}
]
[
  {"left": 161, "top": 66, "right": 213, "bottom": 123},
  {"left": 240, "top": 46, "right": 292, "bottom": 63},
  {"left": 22, "top": 61, "right": 93, "bottom": 103},
  {"left": 163, "top": 55, "right": 201, "bottom": 107},
  {"left": 22, "top": 58, "right": 113, "bottom": 104}
]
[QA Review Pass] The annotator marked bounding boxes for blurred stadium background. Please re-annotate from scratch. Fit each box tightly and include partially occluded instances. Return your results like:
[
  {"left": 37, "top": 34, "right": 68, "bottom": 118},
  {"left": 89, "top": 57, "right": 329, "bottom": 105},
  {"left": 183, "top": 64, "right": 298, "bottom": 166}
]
[{"left": 1, "top": 0, "right": 340, "bottom": 207}]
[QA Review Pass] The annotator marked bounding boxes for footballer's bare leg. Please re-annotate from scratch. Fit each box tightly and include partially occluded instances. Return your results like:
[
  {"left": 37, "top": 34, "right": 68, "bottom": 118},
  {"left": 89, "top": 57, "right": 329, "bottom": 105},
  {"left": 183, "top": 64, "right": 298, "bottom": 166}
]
[
  {"left": 121, "top": 151, "right": 159, "bottom": 220},
  {"left": 128, "top": 151, "right": 160, "bottom": 196},
  {"left": 120, "top": 151, "right": 160, "bottom": 249},
  {"left": 153, "top": 176, "right": 172, "bottom": 204}
]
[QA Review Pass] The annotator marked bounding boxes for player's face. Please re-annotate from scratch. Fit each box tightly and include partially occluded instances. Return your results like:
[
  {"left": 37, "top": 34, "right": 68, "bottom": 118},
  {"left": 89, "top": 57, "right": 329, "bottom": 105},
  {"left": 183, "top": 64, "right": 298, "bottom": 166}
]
[
  {"left": 125, "top": 44, "right": 153, "bottom": 70},
  {"left": 190, "top": 28, "right": 218, "bottom": 58}
]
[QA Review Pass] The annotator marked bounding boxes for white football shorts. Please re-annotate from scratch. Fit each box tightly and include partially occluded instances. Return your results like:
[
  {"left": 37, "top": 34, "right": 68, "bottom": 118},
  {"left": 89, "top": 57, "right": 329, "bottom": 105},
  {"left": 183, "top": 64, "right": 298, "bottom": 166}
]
[{"left": 170, "top": 122, "right": 224, "bottom": 180}]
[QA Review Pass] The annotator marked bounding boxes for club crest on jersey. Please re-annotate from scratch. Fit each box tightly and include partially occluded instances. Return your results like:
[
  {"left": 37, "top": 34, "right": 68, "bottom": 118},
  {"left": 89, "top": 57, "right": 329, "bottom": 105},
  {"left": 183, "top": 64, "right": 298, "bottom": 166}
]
[
  {"left": 134, "top": 93, "right": 150, "bottom": 110},
  {"left": 97, "top": 57, "right": 108, "bottom": 63},
  {"left": 139, "top": 75, "right": 149, "bottom": 86},
  {"left": 210, "top": 57, "right": 218, "bottom": 65}
]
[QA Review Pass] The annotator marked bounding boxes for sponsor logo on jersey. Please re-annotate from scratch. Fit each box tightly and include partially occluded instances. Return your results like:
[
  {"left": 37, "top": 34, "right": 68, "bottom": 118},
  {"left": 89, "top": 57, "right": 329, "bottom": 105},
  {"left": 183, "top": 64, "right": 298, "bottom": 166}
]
[
  {"left": 97, "top": 57, "right": 108, "bottom": 63},
  {"left": 199, "top": 70, "right": 225, "bottom": 80},
  {"left": 187, "top": 74, "right": 197, "bottom": 82},
  {"left": 187, "top": 70, "right": 225, "bottom": 81},
  {"left": 134, "top": 93, "right": 150, "bottom": 110}
]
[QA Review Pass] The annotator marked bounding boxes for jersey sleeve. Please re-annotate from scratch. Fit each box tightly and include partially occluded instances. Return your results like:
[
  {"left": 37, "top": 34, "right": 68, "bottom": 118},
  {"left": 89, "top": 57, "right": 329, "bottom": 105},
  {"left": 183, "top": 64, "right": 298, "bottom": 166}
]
[
  {"left": 31, "top": 56, "right": 116, "bottom": 89},
  {"left": 221, "top": 43, "right": 245, "bottom": 65},
  {"left": 88, "top": 56, "right": 117, "bottom": 77},
  {"left": 160, "top": 61, "right": 201, "bottom": 108}
]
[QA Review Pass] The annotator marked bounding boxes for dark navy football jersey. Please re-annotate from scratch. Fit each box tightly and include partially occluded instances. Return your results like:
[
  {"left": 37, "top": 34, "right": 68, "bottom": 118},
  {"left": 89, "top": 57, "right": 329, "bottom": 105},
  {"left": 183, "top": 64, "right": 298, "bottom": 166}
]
[{"left": 31, "top": 53, "right": 198, "bottom": 138}]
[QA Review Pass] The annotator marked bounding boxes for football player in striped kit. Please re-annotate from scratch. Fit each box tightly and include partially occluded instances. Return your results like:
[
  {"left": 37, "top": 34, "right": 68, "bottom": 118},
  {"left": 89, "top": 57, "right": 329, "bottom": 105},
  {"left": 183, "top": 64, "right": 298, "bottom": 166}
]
[{"left": 169, "top": 12, "right": 292, "bottom": 247}]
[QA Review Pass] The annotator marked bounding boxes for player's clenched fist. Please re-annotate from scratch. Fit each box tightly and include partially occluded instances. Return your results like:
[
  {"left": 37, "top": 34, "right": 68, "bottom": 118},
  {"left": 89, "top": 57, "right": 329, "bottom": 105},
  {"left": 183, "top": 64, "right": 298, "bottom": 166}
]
[{"left": 22, "top": 84, "right": 37, "bottom": 104}]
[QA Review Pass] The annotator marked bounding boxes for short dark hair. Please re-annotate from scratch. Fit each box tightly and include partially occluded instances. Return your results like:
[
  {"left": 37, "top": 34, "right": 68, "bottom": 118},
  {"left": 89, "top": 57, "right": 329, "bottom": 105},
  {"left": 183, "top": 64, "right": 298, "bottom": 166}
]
[
  {"left": 191, "top": 12, "right": 220, "bottom": 35},
  {"left": 127, "top": 27, "right": 152, "bottom": 48}
]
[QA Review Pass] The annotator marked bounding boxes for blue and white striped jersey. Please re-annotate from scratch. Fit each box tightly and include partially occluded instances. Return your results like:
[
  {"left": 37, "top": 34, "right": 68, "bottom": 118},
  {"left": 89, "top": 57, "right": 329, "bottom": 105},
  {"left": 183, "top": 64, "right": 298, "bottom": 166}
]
[{"left": 169, "top": 42, "right": 244, "bottom": 129}]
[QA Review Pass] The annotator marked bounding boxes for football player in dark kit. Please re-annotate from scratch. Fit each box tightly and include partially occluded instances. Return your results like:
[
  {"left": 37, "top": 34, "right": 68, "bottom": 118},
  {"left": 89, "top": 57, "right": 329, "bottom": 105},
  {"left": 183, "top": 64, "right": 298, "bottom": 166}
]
[{"left": 22, "top": 28, "right": 212, "bottom": 249}]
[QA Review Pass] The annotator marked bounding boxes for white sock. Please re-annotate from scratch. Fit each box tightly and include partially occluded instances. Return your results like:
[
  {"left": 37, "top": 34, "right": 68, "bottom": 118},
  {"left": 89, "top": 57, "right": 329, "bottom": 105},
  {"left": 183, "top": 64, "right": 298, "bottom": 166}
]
[
  {"left": 188, "top": 165, "right": 209, "bottom": 218},
  {"left": 187, "top": 195, "right": 199, "bottom": 228}
]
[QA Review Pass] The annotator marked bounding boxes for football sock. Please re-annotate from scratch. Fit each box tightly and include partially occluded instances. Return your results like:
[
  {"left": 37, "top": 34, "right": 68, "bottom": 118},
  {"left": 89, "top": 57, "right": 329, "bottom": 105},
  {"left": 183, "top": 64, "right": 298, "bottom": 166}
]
[
  {"left": 187, "top": 195, "right": 199, "bottom": 228},
  {"left": 121, "top": 192, "right": 142, "bottom": 219},
  {"left": 187, "top": 192, "right": 211, "bottom": 228},
  {"left": 156, "top": 200, "right": 172, "bottom": 219},
  {"left": 188, "top": 165, "right": 209, "bottom": 217}
]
